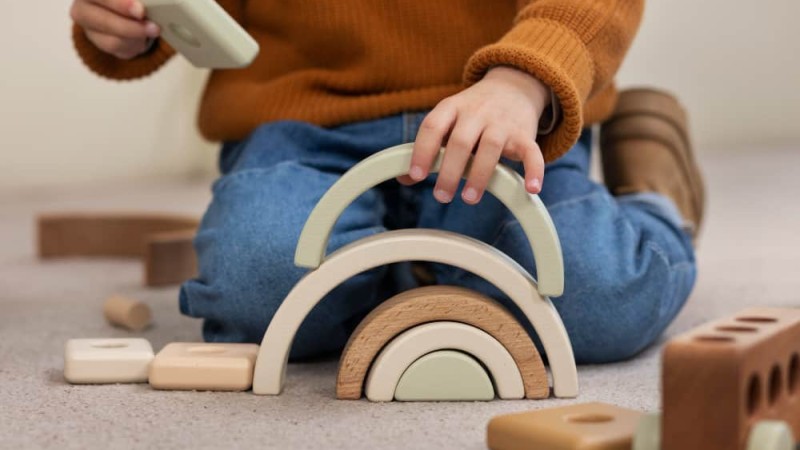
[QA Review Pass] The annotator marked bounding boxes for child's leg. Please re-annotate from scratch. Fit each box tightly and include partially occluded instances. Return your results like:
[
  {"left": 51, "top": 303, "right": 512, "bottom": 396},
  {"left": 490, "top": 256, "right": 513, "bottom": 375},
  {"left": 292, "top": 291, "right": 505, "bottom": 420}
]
[
  {"left": 414, "top": 131, "right": 696, "bottom": 364},
  {"left": 180, "top": 117, "right": 414, "bottom": 360}
]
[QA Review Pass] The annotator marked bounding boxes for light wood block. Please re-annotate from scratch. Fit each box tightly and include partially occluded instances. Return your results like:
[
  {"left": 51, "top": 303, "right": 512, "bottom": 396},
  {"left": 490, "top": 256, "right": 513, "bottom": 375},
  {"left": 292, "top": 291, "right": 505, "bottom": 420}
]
[
  {"left": 252, "top": 233, "right": 576, "bottom": 398},
  {"left": 103, "top": 295, "right": 152, "bottom": 331},
  {"left": 394, "top": 350, "right": 494, "bottom": 401},
  {"left": 293, "top": 143, "right": 564, "bottom": 298},
  {"left": 339, "top": 286, "right": 548, "bottom": 400},
  {"left": 364, "top": 321, "right": 522, "bottom": 401},
  {"left": 144, "top": 229, "right": 197, "bottom": 286},
  {"left": 64, "top": 338, "right": 154, "bottom": 384},
  {"left": 487, "top": 402, "right": 643, "bottom": 450},
  {"left": 37, "top": 213, "right": 199, "bottom": 286},
  {"left": 149, "top": 343, "right": 259, "bottom": 391},
  {"left": 662, "top": 307, "right": 800, "bottom": 450}
]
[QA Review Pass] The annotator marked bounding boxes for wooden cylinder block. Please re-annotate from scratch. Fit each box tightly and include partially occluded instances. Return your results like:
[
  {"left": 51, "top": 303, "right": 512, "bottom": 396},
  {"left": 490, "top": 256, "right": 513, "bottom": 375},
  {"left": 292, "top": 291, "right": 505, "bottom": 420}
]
[{"left": 103, "top": 295, "right": 152, "bottom": 331}]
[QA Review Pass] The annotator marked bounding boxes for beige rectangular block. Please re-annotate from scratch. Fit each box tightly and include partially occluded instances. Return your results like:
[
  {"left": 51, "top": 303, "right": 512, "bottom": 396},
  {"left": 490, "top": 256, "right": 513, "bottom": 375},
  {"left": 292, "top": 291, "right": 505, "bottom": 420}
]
[
  {"left": 487, "top": 402, "right": 642, "bottom": 450},
  {"left": 149, "top": 343, "right": 259, "bottom": 391}
]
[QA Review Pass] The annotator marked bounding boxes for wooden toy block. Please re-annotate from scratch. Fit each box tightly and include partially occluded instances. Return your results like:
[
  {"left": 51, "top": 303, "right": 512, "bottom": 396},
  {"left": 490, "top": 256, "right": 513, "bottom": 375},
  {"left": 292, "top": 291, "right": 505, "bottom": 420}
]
[
  {"left": 394, "top": 350, "right": 495, "bottom": 402},
  {"left": 252, "top": 232, "right": 576, "bottom": 398},
  {"left": 37, "top": 213, "right": 198, "bottom": 286},
  {"left": 487, "top": 402, "right": 643, "bottom": 450},
  {"left": 143, "top": 229, "right": 197, "bottom": 286},
  {"left": 338, "top": 286, "right": 546, "bottom": 400},
  {"left": 661, "top": 307, "right": 800, "bottom": 450},
  {"left": 292, "top": 142, "right": 564, "bottom": 298},
  {"left": 64, "top": 338, "right": 154, "bottom": 384},
  {"left": 103, "top": 295, "right": 152, "bottom": 331},
  {"left": 365, "top": 321, "right": 521, "bottom": 401},
  {"left": 149, "top": 343, "right": 259, "bottom": 391}
]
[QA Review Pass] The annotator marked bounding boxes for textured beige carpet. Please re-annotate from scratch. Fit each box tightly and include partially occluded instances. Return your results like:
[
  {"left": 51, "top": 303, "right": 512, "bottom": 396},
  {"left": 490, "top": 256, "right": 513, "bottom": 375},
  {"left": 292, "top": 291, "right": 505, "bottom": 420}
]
[{"left": 1, "top": 146, "right": 798, "bottom": 449}]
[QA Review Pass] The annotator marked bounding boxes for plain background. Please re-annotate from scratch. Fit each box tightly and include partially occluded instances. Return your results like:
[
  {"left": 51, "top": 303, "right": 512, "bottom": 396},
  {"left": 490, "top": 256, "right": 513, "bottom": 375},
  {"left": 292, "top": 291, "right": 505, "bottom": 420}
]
[{"left": 2, "top": 0, "right": 799, "bottom": 190}]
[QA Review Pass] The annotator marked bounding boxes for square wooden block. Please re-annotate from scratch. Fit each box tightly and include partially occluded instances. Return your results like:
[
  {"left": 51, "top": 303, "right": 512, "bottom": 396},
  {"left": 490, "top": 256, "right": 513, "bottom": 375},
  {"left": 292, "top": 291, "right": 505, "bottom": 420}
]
[
  {"left": 487, "top": 402, "right": 643, "bottom": 450},
  {"left": 149, "top": 342, "right": 259, "bottom": 391},
  {"left": 64, "top": 338, "right": 154, "bottom": 384}
]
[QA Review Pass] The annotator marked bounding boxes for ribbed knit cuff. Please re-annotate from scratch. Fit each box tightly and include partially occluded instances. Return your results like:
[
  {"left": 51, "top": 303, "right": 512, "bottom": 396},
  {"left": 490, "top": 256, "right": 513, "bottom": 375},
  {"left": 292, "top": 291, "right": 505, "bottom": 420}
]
[
  {"left": 464, "top": 18, "right": 594, "bottom": 162},
  {"left": 72, "top": 23, "right": 176, "bottom": 81}
]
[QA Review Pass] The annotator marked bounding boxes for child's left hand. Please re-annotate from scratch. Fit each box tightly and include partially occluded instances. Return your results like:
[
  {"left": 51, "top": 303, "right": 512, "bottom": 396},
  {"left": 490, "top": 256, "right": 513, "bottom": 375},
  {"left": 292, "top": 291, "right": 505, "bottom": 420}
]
[{"left": 399, "top": 66, "right": 550, "bottom": 205}]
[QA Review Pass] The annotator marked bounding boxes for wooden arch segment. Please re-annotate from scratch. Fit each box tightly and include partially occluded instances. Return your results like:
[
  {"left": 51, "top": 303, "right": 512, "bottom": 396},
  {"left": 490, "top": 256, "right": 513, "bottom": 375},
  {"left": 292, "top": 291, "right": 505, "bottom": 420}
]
[
  {"left": 337, "top": 286, "right": 549, "bottom": 400},
  {"left": 37, "top": 213, "right": 199, "bottom": 286},
  {"left": 293, "top": 143, "right": 564, "bottom": 298},
  {"left": 251, "top": 229, "right": 578, "bottom": 398}
]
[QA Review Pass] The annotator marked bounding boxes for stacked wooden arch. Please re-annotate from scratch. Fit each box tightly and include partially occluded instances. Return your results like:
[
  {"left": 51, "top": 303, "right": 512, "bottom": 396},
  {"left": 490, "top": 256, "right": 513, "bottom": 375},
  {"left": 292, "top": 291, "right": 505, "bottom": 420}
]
[{"left": 251, "top": 143, "right": 579, "bottom": 400}]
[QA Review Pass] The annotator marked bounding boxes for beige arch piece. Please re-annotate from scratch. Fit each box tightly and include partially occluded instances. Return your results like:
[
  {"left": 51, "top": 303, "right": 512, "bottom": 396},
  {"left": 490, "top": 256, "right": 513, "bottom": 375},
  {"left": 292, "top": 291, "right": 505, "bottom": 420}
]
[
  {"left": 252, "top": 230, "right": 578, "bottom": 398},
  {"left": 293, "top": 143, "right": 564, "bottom": 298},
  {"left": 364, "top": 321, "right": 522, "bottom": 402}
]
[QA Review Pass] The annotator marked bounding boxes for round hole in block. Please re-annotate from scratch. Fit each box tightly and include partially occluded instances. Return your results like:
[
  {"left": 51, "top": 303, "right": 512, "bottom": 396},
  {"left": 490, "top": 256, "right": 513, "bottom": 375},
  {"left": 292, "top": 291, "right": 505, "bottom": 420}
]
[
  {"left": 737, "top": 316, "right": 778, "bottom": 324},
  {"left": 694, "top": 335, "right": 735, "bottom": 343},
  {"left": 566, "top": 414, "right": 614, "bottom": 424},
  {"left": 188, "top": 345, "right": 227, "bottom": 354},
  {"left": 768, "top": 365, "right": 783, "bottom": 406},
  {"left": 788, "top": 354, "right": 799, "bottom": 395},
  {"left": 91, "top": 341, "right": 129, "bottom": 349},
  {"left": 716, "top": 325, "right": 758, "bottom": 333},
  {"left": 747, "top": 374, "right": 762, "bottom": 416}
]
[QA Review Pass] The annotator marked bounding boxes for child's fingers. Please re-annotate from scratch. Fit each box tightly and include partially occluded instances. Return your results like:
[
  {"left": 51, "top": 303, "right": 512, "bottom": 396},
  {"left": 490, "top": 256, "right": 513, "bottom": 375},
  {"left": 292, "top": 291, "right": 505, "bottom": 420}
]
[
  {"left": 463, "top": 128, "right": 506, "bottom": 204},
  {"left": 409, "top": 103, "right": 456, "bottom": 183},
  {"left": 514, "top": 136, "right": 545, "bottom": 194},
  {"left": 434, "top": 116, "right": 482, "bottom": 203},
  {"left": 84, "top": 29, "right": 150, "bottom": 59},
  {"left": 73, "top": 2, "right": 157, "bottom": 39},
  {"left": 89, "top": 0, "right": 145, "bottom": 20}
]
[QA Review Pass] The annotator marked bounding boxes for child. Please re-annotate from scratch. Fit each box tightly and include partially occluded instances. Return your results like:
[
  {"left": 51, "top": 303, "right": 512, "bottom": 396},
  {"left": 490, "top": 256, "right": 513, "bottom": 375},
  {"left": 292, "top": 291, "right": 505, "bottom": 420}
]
[{"left": 70, "top": 0, "right": 703, "bottom": 363}]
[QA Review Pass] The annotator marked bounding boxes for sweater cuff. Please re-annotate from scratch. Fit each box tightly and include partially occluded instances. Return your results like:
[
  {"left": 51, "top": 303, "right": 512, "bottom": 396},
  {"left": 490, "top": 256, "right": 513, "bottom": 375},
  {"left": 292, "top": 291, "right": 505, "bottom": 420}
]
[
  {"left": 72, "top": 23, "right": 176, "bottom": 81},
  {"left": 464, "top": 18, "right": 594, "bottom": 162}
]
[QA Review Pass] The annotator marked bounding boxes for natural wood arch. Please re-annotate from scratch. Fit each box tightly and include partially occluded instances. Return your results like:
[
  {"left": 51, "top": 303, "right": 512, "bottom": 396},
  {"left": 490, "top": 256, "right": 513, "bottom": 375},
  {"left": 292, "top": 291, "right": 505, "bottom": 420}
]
[
  {"left": 293, "top": 143, "right": 564, "bottom": 297},
  {"left": 339, "top": 286, "right": 547, "bottom": 400},
  {"left": 37, "top": 213, "right": 198, "bottom": 286},
  {"left": 363, "top": 321, "right": 525, "bottom": 401}
]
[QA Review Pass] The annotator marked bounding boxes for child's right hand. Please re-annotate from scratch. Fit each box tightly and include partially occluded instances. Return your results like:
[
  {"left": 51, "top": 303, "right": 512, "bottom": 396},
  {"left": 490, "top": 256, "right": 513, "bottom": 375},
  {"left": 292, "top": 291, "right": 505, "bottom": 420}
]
[{"left": 70, "top": 0, "right": 161, "bottom": 60}]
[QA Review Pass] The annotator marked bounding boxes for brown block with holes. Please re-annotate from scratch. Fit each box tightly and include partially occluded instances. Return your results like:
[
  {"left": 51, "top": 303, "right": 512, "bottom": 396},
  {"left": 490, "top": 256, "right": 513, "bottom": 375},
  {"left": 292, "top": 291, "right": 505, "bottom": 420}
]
[
  {"left": 487, "top": 402, "right": 642, "bottom": 450},
  {"left": 662, "top": 307, "right": 800, "bottom": 450}
]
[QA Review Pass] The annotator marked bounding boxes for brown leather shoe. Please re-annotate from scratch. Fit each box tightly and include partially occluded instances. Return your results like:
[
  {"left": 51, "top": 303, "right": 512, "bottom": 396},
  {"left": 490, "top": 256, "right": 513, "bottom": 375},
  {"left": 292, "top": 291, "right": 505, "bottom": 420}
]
[{"left": 599, "top": 88, "right": 705, "bottom": 241}]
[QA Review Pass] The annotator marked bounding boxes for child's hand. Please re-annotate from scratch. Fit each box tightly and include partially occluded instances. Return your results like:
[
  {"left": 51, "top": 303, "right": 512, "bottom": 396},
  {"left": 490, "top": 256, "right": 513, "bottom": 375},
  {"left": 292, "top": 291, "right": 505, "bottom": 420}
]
[
  {"left": 70, "top": 0, "right": 160, "bottom": 60},
  {"left": 400, "top": 66, "right": 550, "bottom": 205}
]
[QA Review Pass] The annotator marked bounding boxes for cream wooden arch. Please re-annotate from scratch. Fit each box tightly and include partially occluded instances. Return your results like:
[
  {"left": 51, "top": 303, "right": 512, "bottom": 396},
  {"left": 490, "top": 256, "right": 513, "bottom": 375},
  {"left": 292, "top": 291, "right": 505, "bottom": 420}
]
[
  {"left": 364, "top": 321, "right": 524, "bottom": 401},
  {"left": 252, "top": 229, "right": 578, "bottom": 398}
]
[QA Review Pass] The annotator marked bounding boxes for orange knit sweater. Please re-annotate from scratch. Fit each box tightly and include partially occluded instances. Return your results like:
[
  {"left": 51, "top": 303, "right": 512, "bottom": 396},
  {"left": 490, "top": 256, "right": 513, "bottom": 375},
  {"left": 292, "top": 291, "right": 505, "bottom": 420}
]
[{"left": 73, "top": 0, "right": 643, "bottom": 162}]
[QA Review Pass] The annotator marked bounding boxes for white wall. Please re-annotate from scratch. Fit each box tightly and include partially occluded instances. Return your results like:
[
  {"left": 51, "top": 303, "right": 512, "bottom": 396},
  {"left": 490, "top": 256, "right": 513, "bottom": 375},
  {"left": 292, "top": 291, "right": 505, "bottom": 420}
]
[
  {"left": 616, "top": 0, "right": 800, "bottom": 150},
  {"left": 2, "top": 1, "right": 799, "bottom": 190},
  {"left": 1, "top": 1, "right": 215, "bottom": 192}
]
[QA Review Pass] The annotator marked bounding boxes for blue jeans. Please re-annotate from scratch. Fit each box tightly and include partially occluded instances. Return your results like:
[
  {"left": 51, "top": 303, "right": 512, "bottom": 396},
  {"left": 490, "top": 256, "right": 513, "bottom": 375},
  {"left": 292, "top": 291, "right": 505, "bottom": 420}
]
[{"left": 179, "top": 112, "right": 696, "bottom": 364}]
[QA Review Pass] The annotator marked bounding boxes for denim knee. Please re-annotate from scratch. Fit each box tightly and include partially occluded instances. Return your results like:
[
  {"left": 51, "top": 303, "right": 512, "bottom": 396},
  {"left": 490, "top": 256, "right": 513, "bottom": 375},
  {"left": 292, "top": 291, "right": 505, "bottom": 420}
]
[{"left": 562, "top": 242, "right": 696, "bottom": 364}]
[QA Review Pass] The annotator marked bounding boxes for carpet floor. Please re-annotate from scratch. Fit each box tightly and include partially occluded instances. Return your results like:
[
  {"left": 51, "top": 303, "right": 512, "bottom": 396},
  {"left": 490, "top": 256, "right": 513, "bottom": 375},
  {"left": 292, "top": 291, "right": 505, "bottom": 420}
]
[{"left": 1, "top": 145, "right": 798, "bottom": 449}]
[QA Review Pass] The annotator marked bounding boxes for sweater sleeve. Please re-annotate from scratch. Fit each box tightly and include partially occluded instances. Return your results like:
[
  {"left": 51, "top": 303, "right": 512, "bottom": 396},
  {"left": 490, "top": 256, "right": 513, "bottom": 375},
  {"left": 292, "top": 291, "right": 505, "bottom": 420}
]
[
  {"left": 72, "top": 24, "right": 176, "bottom": 81},
  {"left": 463, "top": 0, "right": 644, "bottom": 162},
  {"left": 71, "top": 0, "right": 245, "bottom": 81}
]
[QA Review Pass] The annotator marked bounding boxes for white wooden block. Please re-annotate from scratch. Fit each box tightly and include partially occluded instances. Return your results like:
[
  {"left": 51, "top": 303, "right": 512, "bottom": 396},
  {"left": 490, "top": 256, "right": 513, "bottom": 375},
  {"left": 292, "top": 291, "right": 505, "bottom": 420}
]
[
  {"left": 149, "top": 342, "right": 259, "bottom": 391},
  {"left": 64, "top": 338, "right": 154, "bottom": 384},
  {"left": 252, "top": 229, "right": 578, "bottom": 399}
]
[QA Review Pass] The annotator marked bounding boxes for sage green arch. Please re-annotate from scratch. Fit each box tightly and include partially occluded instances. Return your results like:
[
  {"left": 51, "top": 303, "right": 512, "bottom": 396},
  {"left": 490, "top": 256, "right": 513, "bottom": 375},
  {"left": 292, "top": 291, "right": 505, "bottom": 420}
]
[{"left": 293, "top": 143, "right": 564, "bottom": 297}]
